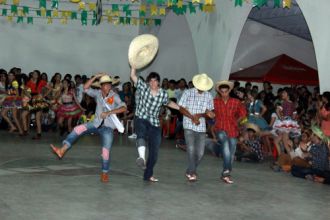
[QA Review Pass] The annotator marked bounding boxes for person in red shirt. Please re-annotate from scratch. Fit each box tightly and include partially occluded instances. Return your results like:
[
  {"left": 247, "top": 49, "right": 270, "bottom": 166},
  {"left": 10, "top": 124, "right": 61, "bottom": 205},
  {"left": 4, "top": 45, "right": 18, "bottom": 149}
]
[{"left": 214, "top": 80, "right": 247, "bottom": 184}]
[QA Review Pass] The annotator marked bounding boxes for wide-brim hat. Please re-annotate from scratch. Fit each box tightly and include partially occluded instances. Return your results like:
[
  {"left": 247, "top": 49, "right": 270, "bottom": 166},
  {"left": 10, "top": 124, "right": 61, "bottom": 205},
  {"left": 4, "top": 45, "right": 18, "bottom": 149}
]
[
  {"left": 192, "top": 73, "right": 214, "bottom": 91},
  {"left": 215, "top": 80, "right": 234, "bottom": 92},
  {"left": 128, "top": 34, "right": 159, "bottom": 69},
  {"left": 92, "top": 75, "right": 120, "bottom": 88},
  {"left": 245, "top": 123, "right": 261, "bottom": 135}
]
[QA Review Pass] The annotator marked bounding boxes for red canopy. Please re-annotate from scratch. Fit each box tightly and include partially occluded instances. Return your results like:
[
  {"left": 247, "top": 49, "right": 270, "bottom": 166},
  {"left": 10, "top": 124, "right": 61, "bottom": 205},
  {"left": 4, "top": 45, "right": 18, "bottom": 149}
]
[{"left": 229, "top": 54, "right": 319, "bottom": 86}]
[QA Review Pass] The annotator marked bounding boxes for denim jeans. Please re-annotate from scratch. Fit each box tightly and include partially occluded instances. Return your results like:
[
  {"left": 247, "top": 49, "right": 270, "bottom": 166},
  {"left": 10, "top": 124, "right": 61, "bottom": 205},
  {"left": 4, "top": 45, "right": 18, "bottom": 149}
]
[
  {"left": 216, "top": 131, "right": 237, "bottom": 177},
  {"left": 63, "top": 122, "right": 114, "bottom": 173},
  {"left": 184, "top": 129, "right": 206, "bottom": 175},
  {"left": 135, "top": 117, "right": 162, "bottom": 180}
]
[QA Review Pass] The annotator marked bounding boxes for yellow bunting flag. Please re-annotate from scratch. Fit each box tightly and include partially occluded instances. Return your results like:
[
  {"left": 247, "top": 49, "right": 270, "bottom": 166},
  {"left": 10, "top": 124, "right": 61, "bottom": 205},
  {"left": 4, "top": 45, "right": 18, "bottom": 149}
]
[
  {"left": 53, "top": 9, "right": 59, "bottom": 17},
  {"left": 78, "top": 2, "right": 86, "bottom": 10},
  {"left": 89, "top": 2, "right": 96, "bottom": 11},
  {"left": 177, "top": 0, "right": 183, "bottom": 8},
  {"left": 0, "top": 0, "right": 7, "bottom": 4},
  {"left": 105, "top": 9, "right": 111, "bottom": 16},
  {"left": 7, "top": 15, "right": 13, "bottom": 22},
  {"left": 41, "top": 7, "right": 46, "bottom": 17},
  {"left": 150, "top": 4, "right": 158, "bottom": 16},
  {"left": 18, "top": 9, "right": 24, "bottom": 16},
  {"left": 60, "top": 17, "right": 68, "bottom": 24},
  {"left": 113, "top": 19, "right": 119, "bottom": 25},
  {"left": 192, "top": 0, "right": 200, "bottom": 3},
  {"left": 132, "top": 17, "right": 138, "bottom": 25},
  {"left": 112, "top": 10, "right": 120, "bottom": 17},
  {"left": 13, "top": 0, "right": 19, "bottom": 5},
  {"left": 159, "top": 8, "right": 166, "bottom": 16},
  {"left": 204, "top": 0, "right": 214, "bottom": 5},
  {"left": 283, "top": 0, "right": 292, "bottom": 8},
  {"left": 140, "top": 4, "right": 146, "bottom": 12},
  {"left": 47, "top": 17, "right": 53, "bottom": 24},
  {"left": 107, "top": 15, "right": 113, "bottom": 23},
  {"left": 203, "top": 4, "right": 214, "bottom": 12},
  {"left": 167, "top": 0, "right": 172, "bottom": 7}
]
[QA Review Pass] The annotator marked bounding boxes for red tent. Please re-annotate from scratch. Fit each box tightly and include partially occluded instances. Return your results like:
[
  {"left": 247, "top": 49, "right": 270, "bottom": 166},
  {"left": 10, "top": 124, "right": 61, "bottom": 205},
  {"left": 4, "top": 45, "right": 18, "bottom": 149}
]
[{"left": 229, "top": 54, "right": 319, "bottom": 86}]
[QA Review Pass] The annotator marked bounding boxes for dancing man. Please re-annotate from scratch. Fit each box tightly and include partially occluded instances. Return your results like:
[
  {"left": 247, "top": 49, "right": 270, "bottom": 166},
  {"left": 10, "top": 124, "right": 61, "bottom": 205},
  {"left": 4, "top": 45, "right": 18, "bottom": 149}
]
[
  {"left": 50, "top": 73, "right": 127, "bottom": 183},
  {"left": 130, "top": 68, "right": 196, "bottom": 182},
  {"left": 214, "top": 80, "right": 247, "bottom": 184},
  {"left": 178, "top": 73, "right": 215, "bottom": 181}
]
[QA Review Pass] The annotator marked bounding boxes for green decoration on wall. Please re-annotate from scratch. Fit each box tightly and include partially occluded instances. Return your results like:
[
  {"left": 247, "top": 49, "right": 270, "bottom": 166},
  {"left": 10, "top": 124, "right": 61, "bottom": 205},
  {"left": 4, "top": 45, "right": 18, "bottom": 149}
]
[
  {"left": 36, "top": 10, "right": 41, "bottom": 16},
  {"left": 139, "top": 10, "right": 146, "bottom": 17},
  {"left": 2, "top": 8, "right": 7, "bottom": 16},
  {"left": 17, "top": 16, "right": 24, "bottom": 23},
  {"left": 71, "top": 11, "right": 77, "bottom": 20},
  {"left": 23, "top": 6, "right": 29, "bottom": 14},
  {"left": 112, "top": 4, "right": 119, "bottom": 11},
  {"left": 235, "top": 0, "right": 243, "bottom": 7},
  {"left": 274, "top": 0, "right": 280, "bottom": 7},
  {"left": 81, "top": 10, "right": 87, "bottom": 25},
  {"left": 39, "top": 0, "right": 46, "bottom": 8},
  {"left": 155, "top": 19, "right": 161, "bottom": 26},
  {"left": 51, "top": 0, "right": 58, "bottom": 9},
  {"left": 11, "top": 5, "right": 18, "bottom": 14},
  {"left": 27, "top": 17, "right": 33, "bottom": 24}
]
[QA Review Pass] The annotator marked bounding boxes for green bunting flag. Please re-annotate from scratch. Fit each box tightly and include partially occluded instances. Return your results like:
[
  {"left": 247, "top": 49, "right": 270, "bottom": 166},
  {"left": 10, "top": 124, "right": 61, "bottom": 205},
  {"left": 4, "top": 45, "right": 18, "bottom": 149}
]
[
  {"left": 23, "top": 6, "right": 29, "bottom": 14},
  {"left": 274, "top": 0, "right": 281, "bottom": 8},
  {"left": 11, "top": 5, "right": 18, "bottom": 14},
  {"left": 2, "top": 8, "right": 7, "bottom": 16},
  {"left": 39, "top": 0, "right": 46, "bottom": 8},
  {"left": 81, "top": 10, "right": 87, "bottom": 25},
  {"left": 17, "top": 16, "right": 23, "bottom": 23},
  {"left": 27, "top": 17, "right": 33, "bottom": 24},
  {"left": 235, "top": 0, "right": 243, "bottom": 7},
  {"left": 46, "top": 10, "right": 51, "bottom": 17},
  {"left": 51, "top": 0, "right": 58, "bottom": 9}
]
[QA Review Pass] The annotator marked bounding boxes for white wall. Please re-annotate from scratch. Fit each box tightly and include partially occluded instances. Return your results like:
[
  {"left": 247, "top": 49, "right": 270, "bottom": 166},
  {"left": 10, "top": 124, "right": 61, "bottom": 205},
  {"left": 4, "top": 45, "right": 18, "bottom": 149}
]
[
  {"left": 142, "top": 11, "right": 198, "bottom": 82},
  {"left": 232, "top": 20, "right": 317, "bottom": 72}
]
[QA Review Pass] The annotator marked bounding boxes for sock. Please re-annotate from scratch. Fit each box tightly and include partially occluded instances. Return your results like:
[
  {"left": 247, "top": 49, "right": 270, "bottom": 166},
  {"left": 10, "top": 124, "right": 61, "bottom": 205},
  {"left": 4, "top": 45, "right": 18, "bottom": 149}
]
[{"left": 138, "top": 146, "right": 146, "bottom": 160}]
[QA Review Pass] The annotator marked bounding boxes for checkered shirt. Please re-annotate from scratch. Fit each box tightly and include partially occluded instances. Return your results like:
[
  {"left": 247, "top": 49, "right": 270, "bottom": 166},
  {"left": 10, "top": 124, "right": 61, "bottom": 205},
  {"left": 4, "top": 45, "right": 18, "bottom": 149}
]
[
  {"left": 214, "top": 97, "right": 247, "bottom": 138},
  {"left": 135, "top": 77, "right": 169, "bottom": 127},
  {"left": 178, "top": 88, "right": 214, "bottom": 132}
]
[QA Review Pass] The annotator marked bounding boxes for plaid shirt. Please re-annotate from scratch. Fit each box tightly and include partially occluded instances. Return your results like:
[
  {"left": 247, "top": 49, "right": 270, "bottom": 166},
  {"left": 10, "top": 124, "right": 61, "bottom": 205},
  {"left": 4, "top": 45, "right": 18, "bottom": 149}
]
[
  {"left": 179, "top": 88, "right": 214, "bottom": 132},
  {"left": 214, "top": 97, "right": 247, "bottom": 138},
  {"left": 310, "top": 143, "right": 329, "bottom": 171},
  {"left": 135, "top": 77, "right": 169, "bottom": 127}
]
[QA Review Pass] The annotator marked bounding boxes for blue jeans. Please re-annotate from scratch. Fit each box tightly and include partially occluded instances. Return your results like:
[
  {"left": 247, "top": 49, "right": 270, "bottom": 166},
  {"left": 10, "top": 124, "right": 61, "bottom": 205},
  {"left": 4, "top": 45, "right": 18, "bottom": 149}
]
[
  {"left": 135, "top": 117, "right": 162, "bottom": 180},
  {"left": 184, "top": 129, "right": 206, "bottom": 175},
  {"left": 63, "top": 122, "right": 114, "bottom": 173},
  {"left": 216, "top": 131, "right": 237, "bottom": 177}
]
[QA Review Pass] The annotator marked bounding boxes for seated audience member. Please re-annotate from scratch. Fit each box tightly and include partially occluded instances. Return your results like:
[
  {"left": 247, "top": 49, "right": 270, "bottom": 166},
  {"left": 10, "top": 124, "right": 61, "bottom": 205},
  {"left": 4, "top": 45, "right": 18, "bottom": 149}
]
[{"left": 236, "top": 123, "right": 263, "bottom": 162}]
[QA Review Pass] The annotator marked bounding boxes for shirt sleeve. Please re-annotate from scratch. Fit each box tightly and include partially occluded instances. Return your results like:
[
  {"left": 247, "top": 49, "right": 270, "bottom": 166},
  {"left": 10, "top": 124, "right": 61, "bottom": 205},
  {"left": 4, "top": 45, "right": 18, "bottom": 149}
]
[
  {"left": 178, "top": 90, "right": 188, "bottom": 107},
  {"left": 84, "top": 88, "right": 98, "bottom": 98},
  {"left": 136, "top": 77, "right": 147, "bottom": 91},
  {"left": 114, "top": 93, "right": 126, "bottom": 108},
  {"left": 237, "top": 101, "right": 247, "bottom": 118},
  {"left": 207, "top": 93, "right": 214, "bottom": 110}
]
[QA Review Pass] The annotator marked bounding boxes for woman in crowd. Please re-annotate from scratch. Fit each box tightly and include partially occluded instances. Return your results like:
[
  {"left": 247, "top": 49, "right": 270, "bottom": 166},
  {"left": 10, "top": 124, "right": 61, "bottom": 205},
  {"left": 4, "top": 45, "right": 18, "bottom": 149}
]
[
  {"left": 1, "top": 72, "right": 23, "bottom": 135},
  {"left": 56, "top": 79, "right": 84, "bottom": 135}
]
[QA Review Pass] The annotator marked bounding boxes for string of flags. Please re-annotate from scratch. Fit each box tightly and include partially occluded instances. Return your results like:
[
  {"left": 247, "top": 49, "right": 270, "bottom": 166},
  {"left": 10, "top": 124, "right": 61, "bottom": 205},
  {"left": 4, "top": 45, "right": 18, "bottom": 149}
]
[
  {"left": 234, "top": 0, "right": 292, "bottom": 8},
  {"left": 0, "top": 0, "right": 216, "bottom": 26}
]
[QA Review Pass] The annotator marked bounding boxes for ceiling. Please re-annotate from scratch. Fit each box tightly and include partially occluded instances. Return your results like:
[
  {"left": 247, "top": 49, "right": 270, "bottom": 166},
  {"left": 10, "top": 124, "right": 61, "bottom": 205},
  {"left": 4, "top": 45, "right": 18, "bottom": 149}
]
[{"left": 248, "top": 0, "right": 312, "bottom": 41}]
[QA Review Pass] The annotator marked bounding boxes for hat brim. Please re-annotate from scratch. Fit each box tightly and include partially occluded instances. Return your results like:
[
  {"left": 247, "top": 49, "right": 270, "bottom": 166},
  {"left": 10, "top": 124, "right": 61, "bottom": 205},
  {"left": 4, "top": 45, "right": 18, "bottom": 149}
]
[
  {"left": 215, "top": 81, "right": 234, "bottom": 92},
  {"left": 192, "top": 76, "right": 214, "bottom": 91},
  {"left": 245, "top": 123, "right": 261, "bottom": 135},
  {"left": 92, "top": 79, "right": 120, "bottom": 88},
  {"left": 128, "top": 34, "right": 159, "bottom": 69}
]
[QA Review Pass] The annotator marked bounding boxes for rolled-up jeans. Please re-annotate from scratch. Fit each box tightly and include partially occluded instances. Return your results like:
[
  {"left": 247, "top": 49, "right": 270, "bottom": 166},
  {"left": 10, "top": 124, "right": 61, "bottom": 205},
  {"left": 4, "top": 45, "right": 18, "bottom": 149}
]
[
  {"left": 184, "top": 129, "right": 206, "bottom": 175},
  {"left": 135, "top": 117, "right": 162, "bottom": 181},
  {"left": 216, "top": 131, "right": 237, "bottom": 177},
  {"left": 63, "top": 122, "right": 114, "bottom": 173}
]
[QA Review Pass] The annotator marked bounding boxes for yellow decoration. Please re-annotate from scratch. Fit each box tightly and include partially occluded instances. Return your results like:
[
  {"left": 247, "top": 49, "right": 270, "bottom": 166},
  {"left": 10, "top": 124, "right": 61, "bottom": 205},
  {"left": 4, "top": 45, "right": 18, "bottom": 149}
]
[
  {"left": 107, "top": 15, "right": 112, "bottom": 23},
  {"left": 47, "top": 17, "right": 53, "bottom": 24},
  {"left": 283, "top": 0, "right": 292, "bottom": 8},
  {"left": 132, "top": 18, "right": 138, "bottom": 25},
  {"left": 204, "top": 0, "right": 214, "bottom": 5},
  {"left": 78, "top": 2, "right": 86, "bottom": 10},
  {"left": 192, "top": 0, "right": 200, "bottom": 3},
  {"left": 105, "top": 9, "right": 111, "bottom": 16},
  {"left": 53, "top": 9, "right": 59, "bottom": 17},
  {"left": 70, "top": 0, "right": 81, "bottom": 3},
  {"left": 60, "top": 18, "right": 68, "bottom": 24},
  {"left": 41, "top": 7, "right": 46, "bottom": 17},
  {"left": 159, "top": 8, "right": 166, "bottom": 16},
  {"left": 113, "top": 19, "right": 119, "bottom": 25},
  {"left": 13, "top": 0, "right": 19, "bottom": 5},
  {"left": 12, "top": 81, "right": 18, "bottom": 88},
  {"left": 150, "top": 5, "right": 158, "bottom": 16},
  {"left": 18, "top": 9, "right": 24, "bottom": 16},
  {"left": 203, "top": 4, "right": 214, "bottom": 12},
  {"left": 167, "top": 0, "right": 172, "bottom": 7},
  {"left": 112, "top": 11, "right": 120, "bottom": 17},
  {"left": 0, "top": 0, "right": 7, "bottom": 4},
  {"left": 140, "top": 5, "right": 146, "bottom": 12},
  {"left": 89, "top": 2, "right": 96, "bottom": 11},
  {"left": 139, "top": 18, "right": 144, "bottom": 25},
  {"left": 177, "top": 0, "right": 183, "bottom": 8}
]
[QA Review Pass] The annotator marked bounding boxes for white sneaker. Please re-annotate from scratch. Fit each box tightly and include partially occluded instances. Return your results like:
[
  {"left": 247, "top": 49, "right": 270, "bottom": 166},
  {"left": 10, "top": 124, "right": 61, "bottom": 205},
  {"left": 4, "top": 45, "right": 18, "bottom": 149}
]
[{"left": 128, "top": 133, "right": 137, "bottom": 139}]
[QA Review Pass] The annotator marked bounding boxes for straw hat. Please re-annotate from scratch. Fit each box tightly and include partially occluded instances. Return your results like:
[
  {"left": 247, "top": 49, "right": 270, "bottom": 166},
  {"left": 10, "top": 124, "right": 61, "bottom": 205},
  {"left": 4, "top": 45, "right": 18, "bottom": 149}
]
[
  {"left": 192, "top": 73, "right": 214, "bottom": 91},
  {"left": 215, "top": 80, "right": 234, "bottom": 92},
  {"left": 92, "top": 75, "right": 120, "bottom": 88},
  {"left": 245, "top": 123, "right": 260, "bottom": 135},
  {"left": 128, "top": 34, "right": 159, "bottom": 69}
]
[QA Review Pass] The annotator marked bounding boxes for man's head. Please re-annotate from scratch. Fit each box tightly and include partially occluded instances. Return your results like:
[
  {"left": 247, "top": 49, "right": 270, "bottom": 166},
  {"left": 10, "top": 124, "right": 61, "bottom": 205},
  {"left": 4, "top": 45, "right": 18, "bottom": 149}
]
[
  {"left": 216, "top": 80, "right": 233, "bottom": 99},
  {"left": 147, "top": 72, "right": 160, "bottom": 90},
  {"left": 99, "top": 75, "right": 114, "bottom": 94}
]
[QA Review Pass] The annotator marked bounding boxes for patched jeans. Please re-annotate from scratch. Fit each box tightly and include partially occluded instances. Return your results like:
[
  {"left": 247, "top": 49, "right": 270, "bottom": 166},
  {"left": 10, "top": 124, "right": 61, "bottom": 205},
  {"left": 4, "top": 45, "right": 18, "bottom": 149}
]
[{"left": 63, "top": 122, "right": 114, "bottom": 173}]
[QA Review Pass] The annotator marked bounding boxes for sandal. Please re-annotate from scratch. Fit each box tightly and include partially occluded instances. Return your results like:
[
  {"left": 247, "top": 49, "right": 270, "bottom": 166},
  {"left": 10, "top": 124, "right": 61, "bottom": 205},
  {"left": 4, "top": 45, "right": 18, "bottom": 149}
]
[
  {"left": 222, "top": 176, "right": 234, "bottom": 184},
  {"left": 50, "top": 144, "right": 64, "bottom": 159}
]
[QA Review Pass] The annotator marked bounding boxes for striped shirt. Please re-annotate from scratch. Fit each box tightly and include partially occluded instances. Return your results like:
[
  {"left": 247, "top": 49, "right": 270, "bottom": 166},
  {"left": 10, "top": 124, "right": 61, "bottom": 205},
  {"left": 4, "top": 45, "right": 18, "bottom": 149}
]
[
  {"left": 135, "top": 77, "right": 169, "bottom": 127},
  {"left": 179, "top": 88, "right": 214, "bottom": 132}
]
